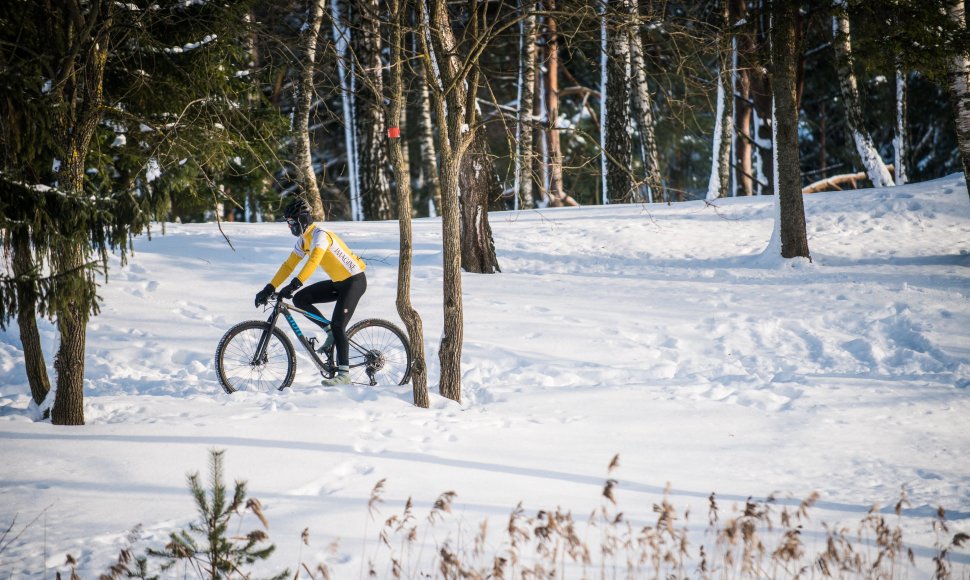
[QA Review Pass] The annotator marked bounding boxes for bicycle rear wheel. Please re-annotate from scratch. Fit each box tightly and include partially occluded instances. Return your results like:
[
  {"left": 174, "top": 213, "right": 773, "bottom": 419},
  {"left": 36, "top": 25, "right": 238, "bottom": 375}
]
[
  {"left": 215, "top": 320, "right": 296, "bottom": 393},
  {"left": 346, "top": 319, "right": 412, "bottom": 386}
]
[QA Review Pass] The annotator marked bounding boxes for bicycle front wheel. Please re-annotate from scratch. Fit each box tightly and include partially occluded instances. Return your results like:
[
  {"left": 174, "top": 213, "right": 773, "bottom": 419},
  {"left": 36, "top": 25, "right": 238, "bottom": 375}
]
[
  {"left": 346, "top": 319, "right": 412, "bottom": 386},
  {"left": 215, "top": 320, "right": 296, "bottom": 393}
]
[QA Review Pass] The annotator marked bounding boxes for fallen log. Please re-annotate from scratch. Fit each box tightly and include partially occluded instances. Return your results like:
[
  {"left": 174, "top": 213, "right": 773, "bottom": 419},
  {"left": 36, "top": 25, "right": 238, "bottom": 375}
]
[{"left": 802, "top": 164, "right": 895, "bottom": 194}]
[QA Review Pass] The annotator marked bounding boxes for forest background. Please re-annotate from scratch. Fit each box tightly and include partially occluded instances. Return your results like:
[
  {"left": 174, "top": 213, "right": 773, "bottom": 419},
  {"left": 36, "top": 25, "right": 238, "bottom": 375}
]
[{"left": 1, "top": 0, "right": 969, "bottom": 423}]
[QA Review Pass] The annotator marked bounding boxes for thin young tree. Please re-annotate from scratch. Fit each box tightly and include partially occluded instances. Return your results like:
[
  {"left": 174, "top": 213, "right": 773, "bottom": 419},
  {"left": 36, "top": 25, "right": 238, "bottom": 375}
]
[
  {"left": 386, "top": 0, "right": 429, "bottom": 408},
  {"left": 418, "top": 0, "right": 470, "bottom": 402},
  {"left": 768, "top": 0, "right": 811, "bottom": 260},
  {"left": 417, "top": 0, "right": 508, "bottom": 401}
]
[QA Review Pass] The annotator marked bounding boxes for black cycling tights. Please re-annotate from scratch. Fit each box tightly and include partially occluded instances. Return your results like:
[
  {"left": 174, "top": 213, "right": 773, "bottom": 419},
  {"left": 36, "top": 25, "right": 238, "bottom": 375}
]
[{"left": 293, "top": 273, "right": 367, "bottom": 366}]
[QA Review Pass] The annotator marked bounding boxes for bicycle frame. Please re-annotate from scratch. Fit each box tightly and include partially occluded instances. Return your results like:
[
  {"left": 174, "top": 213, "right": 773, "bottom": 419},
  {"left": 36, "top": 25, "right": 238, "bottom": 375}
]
[{"left": 254, "top": 296, "right": 335, "bottom": 377}]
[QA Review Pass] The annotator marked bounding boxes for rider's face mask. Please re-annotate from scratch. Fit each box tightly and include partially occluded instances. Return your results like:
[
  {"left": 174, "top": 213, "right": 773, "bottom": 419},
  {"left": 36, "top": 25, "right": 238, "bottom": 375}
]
[{"left": 287, "top": 217, "right": 303, "bottom": 237}]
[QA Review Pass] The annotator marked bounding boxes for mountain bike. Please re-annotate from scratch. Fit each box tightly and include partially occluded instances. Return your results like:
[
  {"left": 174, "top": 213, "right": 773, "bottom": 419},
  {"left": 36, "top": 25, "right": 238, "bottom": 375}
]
[{"left": 215, "top": 293, "right": 412, "bottom": 393}]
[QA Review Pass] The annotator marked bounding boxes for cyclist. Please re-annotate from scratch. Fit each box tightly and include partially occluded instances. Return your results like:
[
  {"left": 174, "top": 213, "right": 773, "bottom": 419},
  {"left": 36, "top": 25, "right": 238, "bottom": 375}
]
[{"left": 254, "top": 197, "right": 367, "bottom": 386}]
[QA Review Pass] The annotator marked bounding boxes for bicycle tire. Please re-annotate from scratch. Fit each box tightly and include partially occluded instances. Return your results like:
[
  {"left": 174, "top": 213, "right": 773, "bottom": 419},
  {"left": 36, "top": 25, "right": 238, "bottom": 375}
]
[
  {"left": 215, "top": 320, "right": 296, "bottom": 394},
  {"left": 345, "top": 318, "right": 412, "bottom": 386}
]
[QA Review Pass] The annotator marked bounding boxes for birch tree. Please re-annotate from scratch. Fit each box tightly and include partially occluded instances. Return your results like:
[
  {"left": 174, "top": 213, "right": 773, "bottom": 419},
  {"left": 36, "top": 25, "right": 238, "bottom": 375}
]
[
  {"left": 331, "top": 0, "right": 361, "bottom": 219},
  {"left": 832, "top": 0, "right": 894, "bottom": 188},
  {"left": 628, "top": 0, "right": 664, "bottom": 202},
  {"left": 603, "top": 0, "right": 635, "bottom": 203},
  {"left": 386, "top": 0, "right": 429, "bottom": 407},
  {"left": 707, "top": 0, "right": 734, "bottom": 201},
  {"left": 895, "top": 63, "right": 909, "bottom": 185},
  {"left": 768, "top": 0, "right": 811, "bottom": 260},
  {"left": 515, "top": 0, "right": 538, "bottom": 210},
  {"left": 352, "top": 0, "right": 395, "bottom": 220},
  {"left": 293, "top": 0, "right": 327, "bottom": 219}
]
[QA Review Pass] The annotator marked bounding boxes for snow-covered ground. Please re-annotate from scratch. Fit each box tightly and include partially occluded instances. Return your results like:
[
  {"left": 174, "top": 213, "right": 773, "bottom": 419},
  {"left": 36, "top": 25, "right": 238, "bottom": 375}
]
[{"left": 1, "top": 175, "right": 969, "bottom": 577}]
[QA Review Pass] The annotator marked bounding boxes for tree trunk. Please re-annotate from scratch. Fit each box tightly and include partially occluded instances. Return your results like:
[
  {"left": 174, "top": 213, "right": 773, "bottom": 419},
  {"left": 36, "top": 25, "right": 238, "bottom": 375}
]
[
  {"left": 947, "top": 0, "right": 970, "bottom": 197},
  {"left": 387, "top": 0, "right": 428, "bottom": 408},
  {"left": 51, "top": 247, "right": 87, "bottom": 426},
  {"left": 750, "top": 7, "right": 773, "bottom": 197},
  {"left": 604, "top": 0, "right": 634, "bottom": 203},
  {"left": 293, "top": 0, "right": 327, "bottom": 220},
  {"left": 414, "top": 25, "right": 442, "bottom": 216},
  {"left": 544, "top": 3, "right": 572, "bottom": 207},
  {"left": 331, "top": 0, "right": 361, "bottom": 219},
  {"left": 832, "top": 0, "right": 894, "bottom": 188},
  {"left": 734, "top": 5, "right": 754, "bottom": 196},
  {"left": 12, "top": 233, "right": 51, "bottom": 406},
  {"left": 47, "top": 5, "right": 112, "bottom": 426},
  {"left": 353, "top": 0, "right": 395, "bottom": 221},
  {"left": 707, "top": 0, "right": 733, "bottom": 201},
  {"left": 629, "top": 0, "right": 663, "bottom": 202},
  {"left": 460, "top": 132, "right": 501, "bottom": 273},
  {"left": 515, "top": 0, "right": 538, "bottom": 210},
  {"left": 769, "top": 0, "right": 811, "bottom": 261},
  {"left": 420, "top": 0, "right": 468, "bottom": 402},
  {"left": 894, "top": 63, "right": 908, "bottom": 185},
  {"left": 599, "top": 0, "right": 609, "bottom": 204}
]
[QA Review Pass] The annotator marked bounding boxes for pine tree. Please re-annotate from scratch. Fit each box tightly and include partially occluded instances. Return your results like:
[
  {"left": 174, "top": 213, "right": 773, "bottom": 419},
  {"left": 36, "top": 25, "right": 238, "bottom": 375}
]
[
  {"left": 0, "top": 0, "right": 286, "bottom": 424},
  {"left": 148, "top": 450, "right": 285, "bottom": 579}
]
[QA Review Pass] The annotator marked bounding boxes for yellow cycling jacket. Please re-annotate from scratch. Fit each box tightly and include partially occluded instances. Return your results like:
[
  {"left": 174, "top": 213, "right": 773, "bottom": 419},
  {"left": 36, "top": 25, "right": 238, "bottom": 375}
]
[{"left": 269, "top": 224, "right": 366, "bottom": 288}]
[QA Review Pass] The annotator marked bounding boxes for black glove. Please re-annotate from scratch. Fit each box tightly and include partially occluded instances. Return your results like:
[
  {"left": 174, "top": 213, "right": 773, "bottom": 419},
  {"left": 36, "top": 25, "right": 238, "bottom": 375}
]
[
  {"left": 278, "top": 277, "right": 303, "bottom": 300},
  {"left": 254, "top": 283, "right": 274, "bottom": 307}
]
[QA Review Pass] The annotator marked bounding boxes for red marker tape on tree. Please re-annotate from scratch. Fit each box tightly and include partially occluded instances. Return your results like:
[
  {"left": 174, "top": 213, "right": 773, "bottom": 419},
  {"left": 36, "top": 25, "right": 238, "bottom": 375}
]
[{"left": 387, "top": 127, "right": 401, "bottom": 139}]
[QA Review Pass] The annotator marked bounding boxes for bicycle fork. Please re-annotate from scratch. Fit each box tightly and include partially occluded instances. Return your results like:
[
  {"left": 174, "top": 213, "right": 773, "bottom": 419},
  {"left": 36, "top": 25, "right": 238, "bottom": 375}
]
[{"left": 252, "top": 306, "right": 283, "bottom": 366}]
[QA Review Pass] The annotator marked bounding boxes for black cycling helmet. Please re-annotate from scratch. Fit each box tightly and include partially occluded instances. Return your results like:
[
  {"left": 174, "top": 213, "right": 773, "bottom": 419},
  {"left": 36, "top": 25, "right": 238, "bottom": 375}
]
[{"left": 283, "top": 197, "right": 312, "bottom": 236}]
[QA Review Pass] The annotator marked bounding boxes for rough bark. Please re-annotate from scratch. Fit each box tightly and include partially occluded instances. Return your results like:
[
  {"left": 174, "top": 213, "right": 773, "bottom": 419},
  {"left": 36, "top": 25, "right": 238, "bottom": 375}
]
[
  {"left": 894, "top": 64, "right": 908, "bottom": 185},
  {"left": 629, "top": 0, "right": 663, "bottom": 202},
  {"left": 770, "top": 0, "right": 811, "bottom": 261},
  {"left": 460, "top": 132, "right": 501, "bottom": 273},
  {"left": 12, "top": 233, "right": 51, "bottom": 406},
  {"left": 515, "top": 0, "right": 538, "bottom": 210},
  {"left": 832, "top": 0, "right": 894, "bottom": 188},
  {"left": 420, "top": 0, "right": 467, "bottom": 402},
  {"left": 46, "top": 3, "right": 113, "bottom": 425},
  {"left": 387, "top": 0, "right": 428, "bottom": 408},
  {"left": 293, "top": 0, "right": 327, "bottom": 220},
  {"left": 51, "top": 245, "right": 88, "bottom": 426},
  {"left": 947, "top": 0, "right": 970, "bottom": 197},
  {"left": 604, "top": 0, "right": 634, "bottom": 203},
  {"left": 352, "top": 0, "right": 395, "bottom": 220}
]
